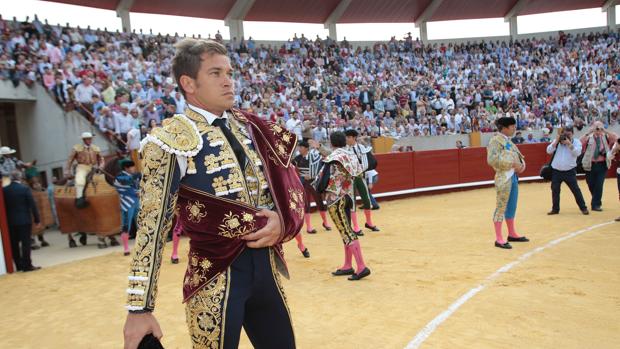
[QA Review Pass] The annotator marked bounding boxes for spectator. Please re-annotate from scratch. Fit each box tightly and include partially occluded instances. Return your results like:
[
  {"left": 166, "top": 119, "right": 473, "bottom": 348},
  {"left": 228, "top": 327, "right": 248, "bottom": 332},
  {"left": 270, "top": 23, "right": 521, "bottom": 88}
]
[
  {"left": 51, "top": 72, "right": 69, "bottom": 107},
  {"left": 286, "top": 111, "right": 303, "bottom": 140},
  {"left": 74, "top": 76, "right": 99, "bottom": 109},
  {"left": 540, "top": 129, "right": 552, "bottom": 143},
  {"left": 41, "top": 66, "right": 54, "bottom": 89},
  {"left": 98, "top": 107, "right": 115, "bottom": 135},
  {"left": 114, "top": 104, "right": 133, "bottom": 150},
  {"left": 512, "top": 131, "right": 525, "bottom": 144},
  {"left": 142, "top": 103, "right": 161, "bottom": 126},
  {"left": 3, "top": 16, "right": 620, "bottom": 153}
]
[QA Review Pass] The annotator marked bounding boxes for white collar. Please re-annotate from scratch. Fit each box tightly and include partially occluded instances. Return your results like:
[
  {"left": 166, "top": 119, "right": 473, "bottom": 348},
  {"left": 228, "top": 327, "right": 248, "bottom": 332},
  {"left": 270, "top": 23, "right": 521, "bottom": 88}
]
[{"left": 188, "top": 104, "right": 227, "bottom": 126}]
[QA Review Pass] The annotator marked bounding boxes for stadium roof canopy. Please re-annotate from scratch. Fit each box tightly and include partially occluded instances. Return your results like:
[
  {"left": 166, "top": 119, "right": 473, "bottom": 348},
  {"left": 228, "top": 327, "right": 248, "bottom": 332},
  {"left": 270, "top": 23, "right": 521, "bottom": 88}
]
[{"left": 42, "top": 0, "right": 613, "bottom": 24}]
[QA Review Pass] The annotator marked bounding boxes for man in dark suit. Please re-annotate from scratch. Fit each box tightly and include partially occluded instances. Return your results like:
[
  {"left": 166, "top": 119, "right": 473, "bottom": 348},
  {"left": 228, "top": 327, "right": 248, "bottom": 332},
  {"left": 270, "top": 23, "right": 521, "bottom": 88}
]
[
  {"left": 3, "top": 171, "right": 41, "bottom": 272},
  {"left": 358, "top": 86, "right": 374, "bottom": 111}
]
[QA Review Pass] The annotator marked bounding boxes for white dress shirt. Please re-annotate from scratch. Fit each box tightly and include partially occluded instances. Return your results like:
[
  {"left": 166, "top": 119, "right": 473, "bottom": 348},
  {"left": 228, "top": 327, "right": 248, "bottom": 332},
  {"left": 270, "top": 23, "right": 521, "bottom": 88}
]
[{"left": 546, "top": 138, "right": 582, "bottom": 171}]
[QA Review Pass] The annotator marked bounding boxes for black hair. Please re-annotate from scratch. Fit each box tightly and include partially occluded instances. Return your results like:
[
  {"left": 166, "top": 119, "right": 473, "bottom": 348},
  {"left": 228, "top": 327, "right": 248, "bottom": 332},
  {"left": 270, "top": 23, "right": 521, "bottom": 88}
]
[
  {"left": 330, "top": 132, "right": 346, "bottom": 148},
  {"left": 122, "top": 160, "right": 135, "bottom": 169},
  {"left": 344, "top": 129, "right": 358, "bottom": 137},
  {"left": 495, "top": 116, "right": 516, "bottom": 130}
]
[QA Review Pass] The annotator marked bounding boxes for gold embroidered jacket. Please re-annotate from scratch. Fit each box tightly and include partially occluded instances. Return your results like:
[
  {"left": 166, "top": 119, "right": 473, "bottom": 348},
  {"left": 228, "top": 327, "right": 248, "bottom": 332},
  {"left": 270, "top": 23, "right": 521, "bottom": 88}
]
[
  {"left": 126, "top": 109, "right": 301, "bottom": 311},
  {"left": 486, "top": 133, "right": 524, "bottom": 187}
]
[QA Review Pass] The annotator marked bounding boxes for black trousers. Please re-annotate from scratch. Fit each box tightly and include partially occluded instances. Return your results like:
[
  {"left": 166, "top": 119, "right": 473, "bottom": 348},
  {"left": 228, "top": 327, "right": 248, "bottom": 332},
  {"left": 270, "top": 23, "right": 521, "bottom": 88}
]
[
  {"left": 186, "top": 247, "right": 295, "bottom": 349},
  {"left": 9, "top": 224, "right": 33, "bottom": 270},
  {"left": 585, "top": 162, "right": 608, "bottom": 209},
  {"left": 617, "top": 173, "right": 620, "bottom": 201},
  {"left": 551, "top": 168, "right": 587, "bottom": 212}
]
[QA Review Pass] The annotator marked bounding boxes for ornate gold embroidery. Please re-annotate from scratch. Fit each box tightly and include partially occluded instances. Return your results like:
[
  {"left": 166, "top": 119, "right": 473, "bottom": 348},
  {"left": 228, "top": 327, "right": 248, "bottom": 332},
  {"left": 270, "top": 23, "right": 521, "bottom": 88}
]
[
  {"left": 186, "top": 200, "right": 207, "bottom": 223},
  {"left": 206, "top": 129, "right": 226, "bottom": 146},
  {"left": 185, "top": 270, "right": 228, "bottom": 349},
  {"left": 271, "top": 124, "right": 283, "bottom": 134},
  {"left": 204, "top": 154, "right": 221, "bottom": 174},
  {"left": 288, "top": 188, "right": 305, "bottom": 219},
  {"left": 328, "top": 197, "right": 357, "bottom": 245},
  {"left": 212, "top": 176, "right": 228, "bottom": 195},
  {"left": 185, "top": 252, "right": 213, "bottom": 288},
  {"left": 227, "top": 168, "right": 244, "bottom": 193},
  {"left": 268, "top": 248, "right": 293, "bottom": 323},
  {"left": 276, "top": 142, "right": 287, "bottom": 156},
  {"left": 242, "top": 212, "right": 254, "bottom": 223},
  {"left": 151, "top": 115, "right": 200, "bottom": 152},
  {"left": 259, "top": 190, "right": 275, "bottom": 208},
  {"left": 127, "top": 142, "right": 177, "bottom": 310},
  {"left": 187, "top": 156, "right": 197, "bottom": 174},
  {"left": 282, "top": 133, "right": 291, "bottom": 144},
  {"left": 218, "top": 211, "right": 255, "bottom": 238},
  {"left": 269, "top": 122, "right": 293, "bottom": 145}
]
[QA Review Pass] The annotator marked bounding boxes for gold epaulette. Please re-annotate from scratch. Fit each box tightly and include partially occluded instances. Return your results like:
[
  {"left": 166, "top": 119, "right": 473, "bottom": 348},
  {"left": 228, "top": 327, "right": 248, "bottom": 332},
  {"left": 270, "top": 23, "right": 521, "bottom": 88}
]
[
  {"left": 141, "top": 114, "right": 203, "bottom": 174},
  {"left": 143, "top": 114, "right": 202, "bottom": 156}
]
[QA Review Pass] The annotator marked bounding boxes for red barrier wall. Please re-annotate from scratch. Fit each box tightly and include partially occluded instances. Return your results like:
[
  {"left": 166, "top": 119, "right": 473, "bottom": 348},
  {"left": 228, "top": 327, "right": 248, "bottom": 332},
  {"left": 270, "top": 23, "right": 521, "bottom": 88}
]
[
  {"left": 372, "top": 143, "right": 618, "bottom": 194},
  {"left": 0, "top": 186, "right": 14, "bottom": 274}
]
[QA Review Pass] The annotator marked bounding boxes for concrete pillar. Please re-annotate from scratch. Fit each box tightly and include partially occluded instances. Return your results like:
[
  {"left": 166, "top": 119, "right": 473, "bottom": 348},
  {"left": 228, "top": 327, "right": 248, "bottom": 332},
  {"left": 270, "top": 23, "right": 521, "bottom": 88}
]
[
  {"left": 419, "top": 22, "right": 428, "bottom": 43},
  {"left": 116, "top": 9, "right": 131, "bottom": 33},
  {"left": 509, "top": 16, "right": 518, "bottom": 40},
  {"left": 116, "top": 0, "right": 133, "bottom": 33},
  {"left": 326, "top": 23, "right": 337, "bottom": 41},
  {"left": 607, "top": 5, "right": 617, "bottom": 32},
  {"left": 227, "top": 19, "right": 244, "bottom": 42}
]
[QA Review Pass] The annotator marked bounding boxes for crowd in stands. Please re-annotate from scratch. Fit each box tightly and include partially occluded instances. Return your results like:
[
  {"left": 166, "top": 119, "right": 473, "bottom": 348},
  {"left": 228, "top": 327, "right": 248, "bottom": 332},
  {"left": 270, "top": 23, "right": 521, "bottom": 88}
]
[{"left": 2, "top": 14, "right": 620, "bottom": 149}]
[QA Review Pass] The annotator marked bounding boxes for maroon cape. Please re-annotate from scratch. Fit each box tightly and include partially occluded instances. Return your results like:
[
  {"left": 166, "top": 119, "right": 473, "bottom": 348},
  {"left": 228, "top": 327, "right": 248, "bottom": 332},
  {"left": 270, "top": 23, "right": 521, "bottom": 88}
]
[{"left": 178, "top": 109, "right": 304, "bottom": 302}]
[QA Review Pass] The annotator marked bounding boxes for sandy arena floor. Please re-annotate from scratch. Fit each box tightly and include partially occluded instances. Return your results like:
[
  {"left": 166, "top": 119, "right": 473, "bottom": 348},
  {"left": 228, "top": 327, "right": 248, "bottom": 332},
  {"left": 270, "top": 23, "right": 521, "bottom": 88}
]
[{"left": 0, "top": 179, "right": 618, "bottom": 349}]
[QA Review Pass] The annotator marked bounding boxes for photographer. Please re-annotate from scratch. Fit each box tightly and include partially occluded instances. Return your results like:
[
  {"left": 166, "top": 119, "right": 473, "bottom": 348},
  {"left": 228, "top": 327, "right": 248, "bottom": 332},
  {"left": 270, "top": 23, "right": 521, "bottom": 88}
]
[
  {"left": 580, "top": 121, "right": 618, "bottom": 211},
  {"left": 546, "top": 127, "right": 589, "bottom": 215},
  {"left": 608, "top": 139, "right": 620, "bottom": 222}
]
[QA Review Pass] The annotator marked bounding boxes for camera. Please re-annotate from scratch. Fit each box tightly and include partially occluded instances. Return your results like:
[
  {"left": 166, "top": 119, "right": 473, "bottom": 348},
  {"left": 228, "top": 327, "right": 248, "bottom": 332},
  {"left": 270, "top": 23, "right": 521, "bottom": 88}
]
[{"left": 559, "top": 134, "right": 568, "bottom": 142}]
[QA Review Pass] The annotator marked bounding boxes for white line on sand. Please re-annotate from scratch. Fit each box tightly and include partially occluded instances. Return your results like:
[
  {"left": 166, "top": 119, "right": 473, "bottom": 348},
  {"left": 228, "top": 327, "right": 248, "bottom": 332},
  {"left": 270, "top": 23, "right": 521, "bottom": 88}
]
[{"left": 404, "top": 221, "right": 615, "bottom": 349}]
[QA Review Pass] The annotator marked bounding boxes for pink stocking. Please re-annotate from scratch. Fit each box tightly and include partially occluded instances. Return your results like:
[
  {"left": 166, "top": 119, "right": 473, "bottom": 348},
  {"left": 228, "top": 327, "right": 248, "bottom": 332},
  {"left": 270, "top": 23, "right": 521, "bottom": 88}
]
[
  {"left": 506, "top": 219, "right": 521, "bottom": 238},
  {"left": 304, "top": 213, "right": 314, "bottom": 232},
  {"left": 364, "top": 209, "right": 374, "bottom": 227},
  {"left": 494, "top": 221, "right": 505, "bottom": 244},
  {"left": 350, "top": 240, "right": 367, "bottom": 273},
  {"left": 295, "top": 234, "right": 306, "bottom": 252},
  {"left": 319, "top": 211, "right": 331, "bottom": 227},
  {"left": 341, "top": 244, "right": 353, "bottom": 270},
  {"left": 171, "top": 230, "right": 181, "bottom": 259},
  {"left": 121, "top": 232, "right": 129, "bottom": 253},
  {"left": 350, "top": 211, "right": 360, "bottom": 231}
]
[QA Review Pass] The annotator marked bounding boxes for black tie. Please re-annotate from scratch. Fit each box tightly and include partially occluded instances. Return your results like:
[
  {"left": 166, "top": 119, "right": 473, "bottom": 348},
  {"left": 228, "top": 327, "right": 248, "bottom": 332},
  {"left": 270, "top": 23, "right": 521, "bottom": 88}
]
[{"left": 212, "top": 118, "right": 247, "bottom": 167}]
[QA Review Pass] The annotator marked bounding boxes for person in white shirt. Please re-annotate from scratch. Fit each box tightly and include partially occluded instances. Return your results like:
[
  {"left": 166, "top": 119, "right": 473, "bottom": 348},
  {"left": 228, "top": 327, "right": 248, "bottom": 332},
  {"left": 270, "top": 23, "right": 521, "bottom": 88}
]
[
  {"left": 608, "top": 141, "right": 620, "bottom": 222},
  {"left": 98, "top": 107, "right": 115, "bottom": 135},
  {"left": 114, "top": 104, "right": 133, "bottom": 151},
  {"left": 285, "top": 112, "right": 303, "bottom": 140},
  {"left": 126, "top": 127, "right": 142, "bottom": 172},
  {"left": 312, "top": 124, "right": 328, "bottom": 143},
  {"left": 546, "top": 126, "right": 589, "bottom": 215},
  {"left": 74, "top": 77, "right": 99, "bottom": 104}
]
